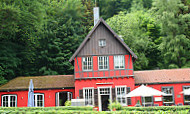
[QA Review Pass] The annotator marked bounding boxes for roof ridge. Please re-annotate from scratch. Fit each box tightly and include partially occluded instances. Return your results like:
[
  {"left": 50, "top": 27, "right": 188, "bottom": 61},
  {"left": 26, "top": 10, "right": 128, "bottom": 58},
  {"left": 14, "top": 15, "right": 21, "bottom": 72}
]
[{"left": 13, "top": 75, "right": 74, "bottom": 78}]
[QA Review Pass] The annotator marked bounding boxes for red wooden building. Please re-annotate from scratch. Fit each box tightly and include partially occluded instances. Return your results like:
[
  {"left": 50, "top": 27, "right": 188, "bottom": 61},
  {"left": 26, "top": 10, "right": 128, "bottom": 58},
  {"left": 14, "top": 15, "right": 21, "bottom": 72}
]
[{"left": 0, "top": 18, "right": 190, "bottom": 111}]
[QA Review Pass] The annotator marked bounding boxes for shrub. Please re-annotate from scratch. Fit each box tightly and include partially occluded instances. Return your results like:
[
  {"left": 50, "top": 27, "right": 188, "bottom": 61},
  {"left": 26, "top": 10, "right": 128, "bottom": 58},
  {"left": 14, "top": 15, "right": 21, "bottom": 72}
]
[
  {"left": 108, "top": 101, "right": 123, "bottom": 111},
  {"left": 64, "top": 100, "right": 71, "bottom": 106}
]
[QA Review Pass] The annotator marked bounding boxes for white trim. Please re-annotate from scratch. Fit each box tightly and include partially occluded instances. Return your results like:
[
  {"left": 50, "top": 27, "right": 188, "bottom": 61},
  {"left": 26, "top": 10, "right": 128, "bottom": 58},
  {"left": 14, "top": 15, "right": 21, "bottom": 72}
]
[
  {"left": 2, "top": 95, "right": 17, "bottom": 107},
  {"left": 34, "top": 93, "right": 44, "bottom": 107},
  {"left": 82, "top": 57, "right": 93, "bottom": 71},
  {"left": 114, "top": 55, "right": 125, "bottom": 69},
  {"left": 98, "top": 86, "right": 112, "bottom": 111},
  {"left": 96, "top": 82, "right": 113, "bottom": 85},
  {"left": 98, "top": 56, "right": 109, "bottom": 70},
  {"left": 56, "top": 92, "right": 59, "bottom": 106},
  {"left": 83, "top": 87, "right": 94, "bottom": 106}
]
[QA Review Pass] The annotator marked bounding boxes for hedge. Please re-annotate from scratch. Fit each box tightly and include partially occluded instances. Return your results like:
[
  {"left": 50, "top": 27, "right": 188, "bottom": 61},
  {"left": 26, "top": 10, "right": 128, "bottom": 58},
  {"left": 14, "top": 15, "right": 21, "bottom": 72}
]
[
  {"left": 0, "top": 106, "right": 93, "bottom": 111},
  {"left": 123, "top": 106, "right": 190, "bottom": 111},
  {"left": 0, "top": 110, "right": 190, "bottom": 114}
]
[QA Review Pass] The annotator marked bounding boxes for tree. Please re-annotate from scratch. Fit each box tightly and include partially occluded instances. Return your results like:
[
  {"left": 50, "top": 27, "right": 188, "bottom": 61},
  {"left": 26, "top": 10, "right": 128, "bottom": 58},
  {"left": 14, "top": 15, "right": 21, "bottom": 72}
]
[
  {"left": 152, "top": 0, "right": 190, "bottom": 69},
  {"left": 36, "top": 0, "right": 87, "bottom": 75},
  {"left": 0, "top": 0, "right": 46, "bottom": 79},
  {"left": 107, "top": 11, "right": 161, "bottom": 70}
]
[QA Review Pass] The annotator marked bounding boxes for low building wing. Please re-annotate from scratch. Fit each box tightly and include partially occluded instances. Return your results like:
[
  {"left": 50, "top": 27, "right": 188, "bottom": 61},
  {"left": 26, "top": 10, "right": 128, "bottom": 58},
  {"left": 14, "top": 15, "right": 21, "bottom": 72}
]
[
  {"left": 134, "top": 68, "right": 190, "bottom": 84},
  {"left": 0, "top": 75, "right": 74, "bottom": 91}
]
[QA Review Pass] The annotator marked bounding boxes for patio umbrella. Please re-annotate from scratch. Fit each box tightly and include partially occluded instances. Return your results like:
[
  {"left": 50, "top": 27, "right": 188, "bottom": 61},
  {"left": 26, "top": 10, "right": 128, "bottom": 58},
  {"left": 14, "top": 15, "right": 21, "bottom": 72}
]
[
  {"left": 28, "top": 79, "right": 34, "bottom": 107},
  {"left": 125, "top": 85, "right": 167, "bottom": 106},
  {"left": 180, "top": 88, "right": 190, "bottom": 95}
]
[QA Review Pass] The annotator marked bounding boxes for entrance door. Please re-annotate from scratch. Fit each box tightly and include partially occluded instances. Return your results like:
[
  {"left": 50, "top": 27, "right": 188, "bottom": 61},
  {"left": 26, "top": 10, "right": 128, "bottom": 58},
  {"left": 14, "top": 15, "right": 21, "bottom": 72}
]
[
  {"left": 101, "top": 95, "right": 109, "bottom": 111},
  {"left": 98, "top": 87, "right": 112, "bottom": 111},
  {"left": 56, "top": 92, "right": 72, "bottom": 106}
]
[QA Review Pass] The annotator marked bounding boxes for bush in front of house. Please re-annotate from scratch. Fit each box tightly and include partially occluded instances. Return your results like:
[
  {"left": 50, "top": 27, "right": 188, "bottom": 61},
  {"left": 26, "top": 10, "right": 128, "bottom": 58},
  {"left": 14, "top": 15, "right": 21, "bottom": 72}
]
[
  {"left": 64, "top": 100, "right": 71, "bottom": 106},
  {"left": 0, "top": 110, "right": 190, "bottom": 114},
  {"left": 108, "top": 101, "right": 123, "bottom": 111},
  {"left": 0, "top": 106, "right": 93, "bottom": 111},
  {"left": 123, "top": 105, "right": 190, "bottom": 111}
]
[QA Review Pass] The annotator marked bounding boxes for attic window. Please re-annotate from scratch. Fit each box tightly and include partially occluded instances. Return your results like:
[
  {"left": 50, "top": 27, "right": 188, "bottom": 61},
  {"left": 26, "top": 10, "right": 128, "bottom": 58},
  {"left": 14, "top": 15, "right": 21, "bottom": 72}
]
[{"left": 99, "top": 39, "right": 106, "bottom": 47}]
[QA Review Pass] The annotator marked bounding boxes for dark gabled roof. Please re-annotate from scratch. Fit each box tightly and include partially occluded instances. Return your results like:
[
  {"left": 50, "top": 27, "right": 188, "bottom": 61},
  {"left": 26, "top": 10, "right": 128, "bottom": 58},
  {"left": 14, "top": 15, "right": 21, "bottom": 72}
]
[
  {"left": 134, "top": 68, "right": 190, "bottom": 84},
  {"left": 0, "top": 75, "right": 74, "bottom": 91},
  {"left": 69, "top": 18, "right": 137, "bottom": 62}
]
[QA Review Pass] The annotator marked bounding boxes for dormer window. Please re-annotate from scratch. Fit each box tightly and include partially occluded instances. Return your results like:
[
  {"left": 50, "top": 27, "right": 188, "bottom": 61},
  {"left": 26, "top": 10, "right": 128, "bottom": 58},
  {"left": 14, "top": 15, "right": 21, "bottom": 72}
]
[{"left": 99, "top": 39, "right": 106, "bottom": 47}]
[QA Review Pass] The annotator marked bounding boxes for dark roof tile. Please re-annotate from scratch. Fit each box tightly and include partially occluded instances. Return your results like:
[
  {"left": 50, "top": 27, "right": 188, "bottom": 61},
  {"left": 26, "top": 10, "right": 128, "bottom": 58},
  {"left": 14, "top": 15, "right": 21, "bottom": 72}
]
[{"left": 0, "top": 75, "right": 74, "bottom": 91}]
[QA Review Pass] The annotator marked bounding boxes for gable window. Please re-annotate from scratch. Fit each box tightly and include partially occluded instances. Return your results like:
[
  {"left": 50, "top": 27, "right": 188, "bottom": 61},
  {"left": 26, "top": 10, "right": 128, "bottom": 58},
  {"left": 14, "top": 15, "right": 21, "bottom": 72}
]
[
  {"left": 82, "top": 57, "right": 92, "bottom": 71},
  {"left": 83, "top": 88, "right": 94, "bottom": 106},
  {"left": 183, "top": 86, "right": 190, "bottom": 105},
  {"left": 162, "top": 87, "right": 174, "bottom": 105},
  {"left": 99, "top": 39, "right": 106, "bottom": 47},
  {"left": 98, "top": 56, "right": 108, "bottom": 70},
  {"left": 34, "top": 93, "right": 44, "bottom": 107},
  {"left": 2, "top": 95, "right": 17, "bottom": 107},
  {"left": 116, "top": 86, "right": 126, "bottom": 106},
  {"left": 114, "top": 55, "right": 125, "bottom": 69}
]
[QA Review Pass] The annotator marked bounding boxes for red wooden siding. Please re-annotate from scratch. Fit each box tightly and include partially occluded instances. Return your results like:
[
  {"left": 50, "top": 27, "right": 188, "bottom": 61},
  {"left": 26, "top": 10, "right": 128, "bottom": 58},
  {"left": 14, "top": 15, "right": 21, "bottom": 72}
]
[
  {"left": 0, "top": 89, "right": 74, "bottom": 107},
  {"left": 134, "top": 83, "right": 190, "bottom": 106},
  {"left": 75, "top": 77, "right": 135, "bottom": 106},
  {"left": 74, "top": 55, "right": 134, "bottom": 79}
]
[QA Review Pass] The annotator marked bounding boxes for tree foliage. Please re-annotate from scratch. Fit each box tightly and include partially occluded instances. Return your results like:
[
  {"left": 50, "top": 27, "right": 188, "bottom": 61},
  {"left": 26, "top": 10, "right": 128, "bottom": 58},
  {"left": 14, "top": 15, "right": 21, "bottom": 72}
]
[{"left": 0, "top": 0, "right": 189, "bottom": 85}]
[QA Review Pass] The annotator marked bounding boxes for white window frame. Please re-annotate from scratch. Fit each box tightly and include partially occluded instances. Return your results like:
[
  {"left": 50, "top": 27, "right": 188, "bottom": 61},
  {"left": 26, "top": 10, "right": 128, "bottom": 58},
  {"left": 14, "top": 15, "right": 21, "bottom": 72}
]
[
  {"left": 98, "top": 56, "right": 109, "bottom": 70},
  {"left": 2, "top": 95, "right": 17, "bottom": 107},
  {"left": 114, "top": 55, "right": 125, "bottom": 69},
  {"left": 183, "top": 86, "right": 190, "bottom": 103},
  {"left": 99, "top": 39, "right": 106, "bottom": 47},
  {"left": 83, "top": 87, "right": 94, "bottom": 106},
  {"left": 162, "top": 87, "right": 174, "bottom": 104},
  {"left": 115, "top": 86, "right": 127, "bottom": 106},
  {"left": 82, "top": 57, "right": 93, "bottom": 71},
  {"left": 34, "top": 93, "right": 44, "bottom": 107},
  {"left": 142, "top": 96, "right": 153, "bottom": 106}
]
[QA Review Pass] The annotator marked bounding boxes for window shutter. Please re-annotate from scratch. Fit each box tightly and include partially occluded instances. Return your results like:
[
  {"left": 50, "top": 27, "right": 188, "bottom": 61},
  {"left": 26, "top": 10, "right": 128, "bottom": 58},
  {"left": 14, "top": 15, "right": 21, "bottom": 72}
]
[
  {"left": 94, "top": 89, "right": 98, "bottom": 106},
  {"left": 112, "top": 88, "right": 116, "bottom": 101},
  {"left": 79, "top": 89, "right": 83, "bottom": 99},
  {"left": 127, "top": 87, "right": 131, "bottom": 105}
]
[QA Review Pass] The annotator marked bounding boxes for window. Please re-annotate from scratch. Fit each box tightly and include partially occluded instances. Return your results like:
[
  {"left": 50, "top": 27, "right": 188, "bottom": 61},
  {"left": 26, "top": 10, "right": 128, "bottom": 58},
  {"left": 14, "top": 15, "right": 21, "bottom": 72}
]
[
  {"left": 114, "top": 55, "right": 125, "bottom": 69},
  {"left": 2, "top": 95, "right": 17, "bottom": 107},
  {"left": 34, "top": 93, "right": 44, "bottom": 107},
  {"left": 183, "top": 86, "right": 190, "bottom": 104},
  {"left": 82, "top": 57, "right": 92, "bottom": 71},
  {"left": 99, "top": 88, "right": 110, "bottom": 95},
  {"left": 98, "top": 56, "right": 108, "bottom": 70},
  {"left": 142, "top": 96, "right": 153, "bottom": 106},
  {"left": 99, "top": 39, "right": 106, "bottom": 47},
  {"left": 116, "top": 86, "right": 126, "bottom": 106},
  {"left": 162, "top": 87, "right": 174, "bottom": 105},
  {"left": 83, "top": 88, "right": 94, "bottom": 106}
]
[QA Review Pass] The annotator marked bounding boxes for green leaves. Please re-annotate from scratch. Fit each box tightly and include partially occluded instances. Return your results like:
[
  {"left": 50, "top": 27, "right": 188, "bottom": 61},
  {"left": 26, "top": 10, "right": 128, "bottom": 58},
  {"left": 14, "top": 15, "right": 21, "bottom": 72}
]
[
  {"left": 107, "top": 11, "right": 161, "bottom": 70},
  {"left": 152, "top": 0, "right": 190, "bottom": 68}
]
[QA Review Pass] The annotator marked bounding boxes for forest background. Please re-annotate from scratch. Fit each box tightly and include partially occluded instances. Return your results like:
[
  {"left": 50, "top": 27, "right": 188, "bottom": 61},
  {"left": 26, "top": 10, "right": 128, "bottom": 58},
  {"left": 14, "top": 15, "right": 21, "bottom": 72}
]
[{"left": 0, "top": 0, "right": 190, "bottom": 85}]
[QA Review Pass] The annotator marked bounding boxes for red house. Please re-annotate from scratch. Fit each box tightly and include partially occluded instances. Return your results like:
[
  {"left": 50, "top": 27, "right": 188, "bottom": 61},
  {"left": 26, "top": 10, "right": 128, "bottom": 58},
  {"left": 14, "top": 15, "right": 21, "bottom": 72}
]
[
  {"left": 69, "top": 18, "right": 137, "bottom": 111},
  {"left": 0, "top": 17, "right": 190, "bottom": 111}
]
